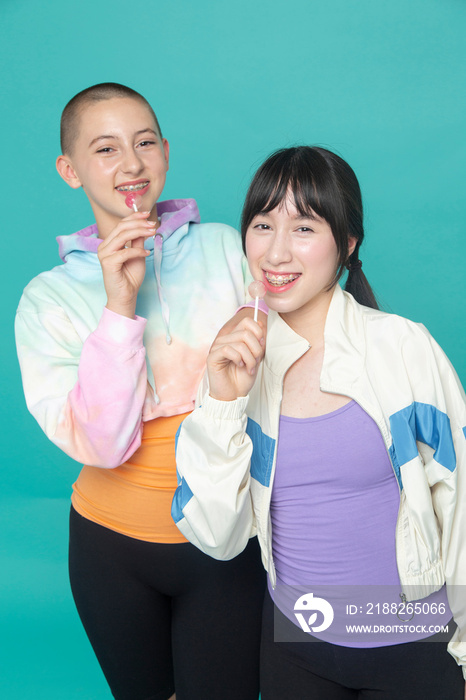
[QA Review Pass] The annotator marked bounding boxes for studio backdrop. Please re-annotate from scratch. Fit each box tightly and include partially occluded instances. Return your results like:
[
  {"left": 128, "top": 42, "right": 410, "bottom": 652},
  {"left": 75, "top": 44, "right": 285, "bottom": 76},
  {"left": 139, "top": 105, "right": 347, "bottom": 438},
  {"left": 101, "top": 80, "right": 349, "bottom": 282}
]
[{"left": 1, "top": 0, "right": 465, "bottom": 697}]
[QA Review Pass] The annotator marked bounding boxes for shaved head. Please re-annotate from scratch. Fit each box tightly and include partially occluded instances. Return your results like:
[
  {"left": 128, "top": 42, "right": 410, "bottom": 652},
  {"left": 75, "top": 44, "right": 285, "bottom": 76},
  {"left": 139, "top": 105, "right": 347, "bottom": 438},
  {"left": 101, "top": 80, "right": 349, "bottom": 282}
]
[{"left": 60, "top": 82, "right": 162, "bottom": 155}]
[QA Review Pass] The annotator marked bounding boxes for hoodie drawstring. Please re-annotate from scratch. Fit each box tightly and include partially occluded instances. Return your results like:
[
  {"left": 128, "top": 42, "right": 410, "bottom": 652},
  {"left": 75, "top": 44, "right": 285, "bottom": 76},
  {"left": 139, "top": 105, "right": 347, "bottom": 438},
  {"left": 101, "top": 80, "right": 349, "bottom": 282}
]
[{"left": 153, "top": 233, "right": 172, "bottom": 346}]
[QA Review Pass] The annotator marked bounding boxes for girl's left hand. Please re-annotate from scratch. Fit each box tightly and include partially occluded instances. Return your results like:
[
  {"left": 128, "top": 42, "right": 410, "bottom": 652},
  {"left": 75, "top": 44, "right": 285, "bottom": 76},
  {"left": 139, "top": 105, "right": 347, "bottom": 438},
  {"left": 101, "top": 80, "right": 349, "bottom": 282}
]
[{"left": 207, "top": 317, "right": 265, "bottom": 402}]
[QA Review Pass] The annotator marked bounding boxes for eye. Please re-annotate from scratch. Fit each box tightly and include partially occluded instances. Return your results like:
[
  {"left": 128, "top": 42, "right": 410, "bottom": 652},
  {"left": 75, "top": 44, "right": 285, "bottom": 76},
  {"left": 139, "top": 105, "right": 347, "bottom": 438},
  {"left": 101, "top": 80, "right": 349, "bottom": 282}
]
[
  {"left": 296, "top": 226, "right": 314, "bottom": 233},
  {"left": 137, "top": 140, "right": 157, "bottom": 148},
  {"left": 96, "top": 147, "right": 115, "bottom": 154},
  {"left": 253, "top": 223, "right": 271, "bottom": 231}
]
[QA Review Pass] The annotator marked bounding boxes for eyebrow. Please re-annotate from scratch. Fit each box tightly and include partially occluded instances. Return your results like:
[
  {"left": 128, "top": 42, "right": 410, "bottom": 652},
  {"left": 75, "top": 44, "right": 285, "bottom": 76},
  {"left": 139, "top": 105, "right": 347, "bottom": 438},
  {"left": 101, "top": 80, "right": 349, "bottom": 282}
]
[
  {"left": 256, "top": 210, "right": 320, "bottom": 221},
  {"left": 294, "top": 213, "right": 319, "bottom": 221},
  {"left": 88, "top": 128, "right": 158, "bottom": 148}
]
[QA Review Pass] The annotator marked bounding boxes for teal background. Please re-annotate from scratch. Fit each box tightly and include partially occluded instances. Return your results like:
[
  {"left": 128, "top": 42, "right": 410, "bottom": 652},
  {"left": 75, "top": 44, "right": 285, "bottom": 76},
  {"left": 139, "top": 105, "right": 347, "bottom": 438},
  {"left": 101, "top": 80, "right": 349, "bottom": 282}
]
[{"left": 1, "top": 0, "right": 465, "bottom": 697}]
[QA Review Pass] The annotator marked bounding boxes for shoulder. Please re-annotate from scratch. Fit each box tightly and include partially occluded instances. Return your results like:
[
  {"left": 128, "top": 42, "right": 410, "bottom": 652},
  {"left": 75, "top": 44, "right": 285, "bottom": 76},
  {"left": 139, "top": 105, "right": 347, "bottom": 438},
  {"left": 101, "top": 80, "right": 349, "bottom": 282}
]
[
  {"left": 184, "top": 221, "right": 244, "bottom": 265},
  {"left": 342, "top": 291, "right": 449, "bottom": 372},
  {"left": 355, "top": 299, "right": 465, "bottom": 402},
  {"left": 17, "top": 253, "right": 102, "bottom": 319},
  {"left": 189, "top": 221, "right": 242, "bottom": 244},
  {"left": 17, "top": 264, "right": 70, "bottom": 314},
  {"left": 349, "top": 294, "right": 436, "bottom": 351}
]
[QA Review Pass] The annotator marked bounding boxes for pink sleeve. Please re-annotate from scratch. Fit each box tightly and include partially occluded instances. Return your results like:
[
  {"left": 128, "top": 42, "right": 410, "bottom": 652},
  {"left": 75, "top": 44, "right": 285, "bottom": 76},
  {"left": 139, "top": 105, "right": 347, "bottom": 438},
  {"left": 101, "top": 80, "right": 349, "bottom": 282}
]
[
  {"left": 56, "top": 308, "right": 148, "bottom": 467},
  {"left": 236, "top": 299, "right": 269, "bottom": 315},
  {"left": 16, "top": 305, "right": 148, "bottom": 468}
]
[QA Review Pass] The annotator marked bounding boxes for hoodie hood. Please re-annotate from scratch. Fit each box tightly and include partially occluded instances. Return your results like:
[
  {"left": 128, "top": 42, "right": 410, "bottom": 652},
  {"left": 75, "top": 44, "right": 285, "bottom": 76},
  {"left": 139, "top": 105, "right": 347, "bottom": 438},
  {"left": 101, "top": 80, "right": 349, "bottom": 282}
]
[{"left": 57, "top": 199, "right": 201, "bottom": 261}]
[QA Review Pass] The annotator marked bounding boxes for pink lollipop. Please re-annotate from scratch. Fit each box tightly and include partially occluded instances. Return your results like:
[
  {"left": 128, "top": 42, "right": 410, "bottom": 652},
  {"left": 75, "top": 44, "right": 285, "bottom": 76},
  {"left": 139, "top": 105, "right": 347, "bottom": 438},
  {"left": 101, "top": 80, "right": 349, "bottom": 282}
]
[
  {"left": 248, "top": 280, "right": 266, "bottom": 322},
  {"left": 125, "top": 192, "right": 143, "bottom": 212}
]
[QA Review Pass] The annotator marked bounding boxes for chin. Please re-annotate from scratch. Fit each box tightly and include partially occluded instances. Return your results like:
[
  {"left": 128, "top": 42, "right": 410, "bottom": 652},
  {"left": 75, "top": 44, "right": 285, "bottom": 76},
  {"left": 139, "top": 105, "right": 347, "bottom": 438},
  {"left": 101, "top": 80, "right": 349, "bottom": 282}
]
[{"left": 265, "top": 297, "right": 299, "bottom": 315}]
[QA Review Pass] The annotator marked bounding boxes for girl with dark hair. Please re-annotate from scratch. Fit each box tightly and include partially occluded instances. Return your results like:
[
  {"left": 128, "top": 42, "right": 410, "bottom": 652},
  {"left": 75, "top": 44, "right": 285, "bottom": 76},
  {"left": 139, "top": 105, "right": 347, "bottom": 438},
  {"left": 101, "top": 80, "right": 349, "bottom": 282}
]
[
  {"left": 240, "top": 146, "right": 378, "bottom": 309},
  {"left": 173, "top": 146, "right": 466, "bottom": 699}
]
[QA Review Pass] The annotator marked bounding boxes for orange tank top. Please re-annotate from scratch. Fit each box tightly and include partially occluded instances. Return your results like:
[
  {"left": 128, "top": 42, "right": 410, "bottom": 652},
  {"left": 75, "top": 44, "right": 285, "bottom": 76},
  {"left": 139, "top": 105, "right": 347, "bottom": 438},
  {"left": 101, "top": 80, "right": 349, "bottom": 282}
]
[{"left": 71, "top": 413, "right": 190, "bottom": 543}]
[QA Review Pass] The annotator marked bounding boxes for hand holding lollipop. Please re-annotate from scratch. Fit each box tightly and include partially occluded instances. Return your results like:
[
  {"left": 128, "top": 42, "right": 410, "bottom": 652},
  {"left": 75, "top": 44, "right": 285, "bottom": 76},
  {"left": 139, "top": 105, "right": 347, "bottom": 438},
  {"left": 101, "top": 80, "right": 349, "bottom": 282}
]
[
  {"left": 97, "top": 192, "right": 153, "bottom": 317},
  {"left": 207, "top": 283, "right": 266, "bottom": 401},
  {"left": 248, "top": 280, "right": 266, "bottom": 322}
]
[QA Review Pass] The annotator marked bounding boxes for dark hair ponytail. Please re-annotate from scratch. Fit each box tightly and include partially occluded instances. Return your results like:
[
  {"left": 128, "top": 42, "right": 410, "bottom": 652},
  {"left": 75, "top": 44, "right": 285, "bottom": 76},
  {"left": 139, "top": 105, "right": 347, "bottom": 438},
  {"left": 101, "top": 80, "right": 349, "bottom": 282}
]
[
  {"left": 241, "top": 146, "right": 379, "bottom": 310},
  {"left": 345, "top": 245, "right": 379, "bottom": 309}
]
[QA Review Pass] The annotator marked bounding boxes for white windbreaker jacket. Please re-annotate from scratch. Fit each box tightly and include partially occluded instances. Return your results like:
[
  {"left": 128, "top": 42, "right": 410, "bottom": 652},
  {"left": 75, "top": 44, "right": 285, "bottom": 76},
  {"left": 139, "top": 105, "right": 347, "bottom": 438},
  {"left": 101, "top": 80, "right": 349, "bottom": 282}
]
[{"left": 173, "top": 284, "right": 466, "bottom": 674}]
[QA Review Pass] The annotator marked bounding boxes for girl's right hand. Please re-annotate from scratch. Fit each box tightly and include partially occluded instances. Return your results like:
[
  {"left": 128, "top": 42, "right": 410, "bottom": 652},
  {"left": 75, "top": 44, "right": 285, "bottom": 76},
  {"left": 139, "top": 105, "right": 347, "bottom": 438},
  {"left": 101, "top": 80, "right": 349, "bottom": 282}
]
[
  {"left": 207, "top": 317, "right": 266, "bottom": 401},
  {"left": 98, "top": 212, "right": 156, "bottom": 318}
]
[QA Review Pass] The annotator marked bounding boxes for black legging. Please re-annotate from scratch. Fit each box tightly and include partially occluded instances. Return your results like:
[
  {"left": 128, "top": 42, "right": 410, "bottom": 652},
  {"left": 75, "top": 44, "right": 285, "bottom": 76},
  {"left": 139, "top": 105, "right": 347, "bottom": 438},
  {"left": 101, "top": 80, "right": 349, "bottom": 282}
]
[
  {"left": 260, "top": 589, "right": 464, "bottom": 699},
  {"left": 69, "top": 507, "right": 265, "bottom": 700}
]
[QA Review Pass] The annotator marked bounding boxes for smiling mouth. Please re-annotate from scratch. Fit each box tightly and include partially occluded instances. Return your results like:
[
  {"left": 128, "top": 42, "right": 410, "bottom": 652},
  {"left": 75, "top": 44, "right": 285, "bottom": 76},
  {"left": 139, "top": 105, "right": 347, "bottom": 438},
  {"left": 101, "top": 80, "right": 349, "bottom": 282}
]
[
  {"left": 116, "top": 181, "right": 149, "bottom": 192},
  {"left": 264, "top": 272, "right": 301, "bottom": 287}
]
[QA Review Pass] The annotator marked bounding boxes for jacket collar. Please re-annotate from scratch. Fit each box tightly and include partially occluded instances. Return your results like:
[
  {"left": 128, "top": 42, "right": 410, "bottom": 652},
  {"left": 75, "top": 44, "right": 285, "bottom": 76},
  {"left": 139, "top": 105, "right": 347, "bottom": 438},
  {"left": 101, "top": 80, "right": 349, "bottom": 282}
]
[
  {"left": 320, "top": 284, "right": 367, "bottom": 391},
  {"left": 265, "top": 310, "right": 309, "bottom": 378},
  {"left": 265, "top": 284, "right": 367, "bottom": 390}
]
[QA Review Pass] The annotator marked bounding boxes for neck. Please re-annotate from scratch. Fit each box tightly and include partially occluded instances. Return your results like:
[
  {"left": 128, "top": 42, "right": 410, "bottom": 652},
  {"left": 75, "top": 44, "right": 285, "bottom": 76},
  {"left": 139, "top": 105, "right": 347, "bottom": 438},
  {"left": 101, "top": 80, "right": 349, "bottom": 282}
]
[{"left": 149, "top": 201, "right": 159, "bottom": 227}]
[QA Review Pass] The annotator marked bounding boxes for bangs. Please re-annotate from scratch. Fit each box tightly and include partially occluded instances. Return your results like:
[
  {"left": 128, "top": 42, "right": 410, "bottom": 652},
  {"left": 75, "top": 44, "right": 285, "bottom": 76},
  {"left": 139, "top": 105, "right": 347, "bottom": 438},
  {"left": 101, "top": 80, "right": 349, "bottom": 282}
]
[
  {"left": 241, "top": 147, "right": 345, "bottom": 237},
  {"left": 256, "top": 170, "right": 325, "bottom": 221}
]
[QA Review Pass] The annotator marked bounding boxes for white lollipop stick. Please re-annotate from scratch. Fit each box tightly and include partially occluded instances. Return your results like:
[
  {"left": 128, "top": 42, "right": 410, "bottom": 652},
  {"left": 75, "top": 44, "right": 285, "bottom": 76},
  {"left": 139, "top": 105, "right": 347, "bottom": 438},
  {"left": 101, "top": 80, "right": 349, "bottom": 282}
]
[{"left": 248, "top": 280, "right": 266, "bottom": 322}]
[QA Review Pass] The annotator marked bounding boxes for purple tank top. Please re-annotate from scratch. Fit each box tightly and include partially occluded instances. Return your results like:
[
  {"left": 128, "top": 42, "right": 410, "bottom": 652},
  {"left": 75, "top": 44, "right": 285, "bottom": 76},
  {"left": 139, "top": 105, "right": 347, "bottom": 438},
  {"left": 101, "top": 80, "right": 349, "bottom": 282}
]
[{"left": 269, "top": 401, "right": 451, "bottom": 646}]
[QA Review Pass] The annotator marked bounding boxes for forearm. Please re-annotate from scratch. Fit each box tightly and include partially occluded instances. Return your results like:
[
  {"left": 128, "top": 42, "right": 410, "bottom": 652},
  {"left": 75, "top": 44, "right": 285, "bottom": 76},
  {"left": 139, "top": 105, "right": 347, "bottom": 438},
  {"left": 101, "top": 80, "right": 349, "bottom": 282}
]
[
  {"left": 17, "top": 306, "right": 148, "bottom": 467},
  {"left": 173, "top": 393, "right": 255, "bottom": 559}
]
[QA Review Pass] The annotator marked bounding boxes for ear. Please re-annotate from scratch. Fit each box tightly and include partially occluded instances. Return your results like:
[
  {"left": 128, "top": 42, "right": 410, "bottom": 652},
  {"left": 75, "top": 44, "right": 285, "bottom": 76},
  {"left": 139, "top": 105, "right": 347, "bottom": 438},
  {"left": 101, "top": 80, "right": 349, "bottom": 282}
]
[
  {"left": 56, "top": 155, "right": 83, "bottom": 189},
  {"left": 162, "top": 138, "right": 170, "bottom": 171},
  {"left": 348, "top": 236, "right": 358, "bottom": 258}
]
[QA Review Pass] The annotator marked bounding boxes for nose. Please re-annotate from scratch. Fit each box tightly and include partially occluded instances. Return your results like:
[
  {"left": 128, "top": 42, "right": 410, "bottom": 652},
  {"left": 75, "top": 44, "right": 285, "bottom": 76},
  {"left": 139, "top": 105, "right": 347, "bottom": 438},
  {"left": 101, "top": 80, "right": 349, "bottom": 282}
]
[
  {"left": 120, "top": 147, "right": 144, "bottom": 174},
  {"left": 265, "top": 230, "right": 292, "bottom": 266}
]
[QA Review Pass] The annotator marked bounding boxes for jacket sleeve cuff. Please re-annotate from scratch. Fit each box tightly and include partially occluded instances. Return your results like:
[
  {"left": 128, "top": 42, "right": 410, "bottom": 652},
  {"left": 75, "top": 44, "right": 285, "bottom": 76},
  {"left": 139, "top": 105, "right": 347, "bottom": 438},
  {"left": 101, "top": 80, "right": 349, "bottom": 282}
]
[
  {"left": 200, "top": 393, "right": 250, "bottom": 420},
  {"left": 94, "top": 307, "right": 147, "bottom": 347},
  {"left": 236, "top": 300, "right": 269, "bottom": 315}
]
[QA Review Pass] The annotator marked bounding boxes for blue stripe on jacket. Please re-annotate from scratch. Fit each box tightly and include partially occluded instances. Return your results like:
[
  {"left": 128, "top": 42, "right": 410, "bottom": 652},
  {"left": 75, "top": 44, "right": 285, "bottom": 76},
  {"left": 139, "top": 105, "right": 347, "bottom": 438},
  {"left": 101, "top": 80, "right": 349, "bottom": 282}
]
[
  {"left": 172, "top": 416, "right": 276, "bottom": 523},
  {"left": 246, "top": 417, "right": 275, "bottom": 487},
  {"left": 172, "top": 422, "right": 192, "bottom": 523},
  {"left": 389, "top": 402, "right": 457, "bottom": 491}
]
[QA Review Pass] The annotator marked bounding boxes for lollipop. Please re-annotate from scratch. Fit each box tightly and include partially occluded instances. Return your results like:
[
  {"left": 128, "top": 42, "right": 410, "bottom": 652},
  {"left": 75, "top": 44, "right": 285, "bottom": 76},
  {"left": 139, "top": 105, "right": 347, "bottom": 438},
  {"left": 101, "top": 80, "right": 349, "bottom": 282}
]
[
  {"left": 125, "top": 192, "right": 143, "bottom": 212},
  {"left": 248, "top": 280, "right": 266, "bottom": 322}
]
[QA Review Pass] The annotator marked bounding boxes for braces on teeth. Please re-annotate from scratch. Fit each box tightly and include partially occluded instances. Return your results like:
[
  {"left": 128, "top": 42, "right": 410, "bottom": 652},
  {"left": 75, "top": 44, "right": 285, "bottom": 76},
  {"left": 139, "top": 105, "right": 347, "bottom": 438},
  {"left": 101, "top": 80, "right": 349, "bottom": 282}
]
[
  {"left": 117, "top": 182, "right": 149, "bottom": 192},
  {"left": 266, "top": 273, "right": 300, "bottom": 286}
]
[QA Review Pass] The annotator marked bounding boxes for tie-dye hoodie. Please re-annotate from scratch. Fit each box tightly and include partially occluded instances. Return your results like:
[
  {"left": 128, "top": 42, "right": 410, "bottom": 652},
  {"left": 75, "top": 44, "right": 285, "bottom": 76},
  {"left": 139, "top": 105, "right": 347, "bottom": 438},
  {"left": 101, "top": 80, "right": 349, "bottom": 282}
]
[{"left": 15, "top": 199, "right": 252, "bottom": 468}]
